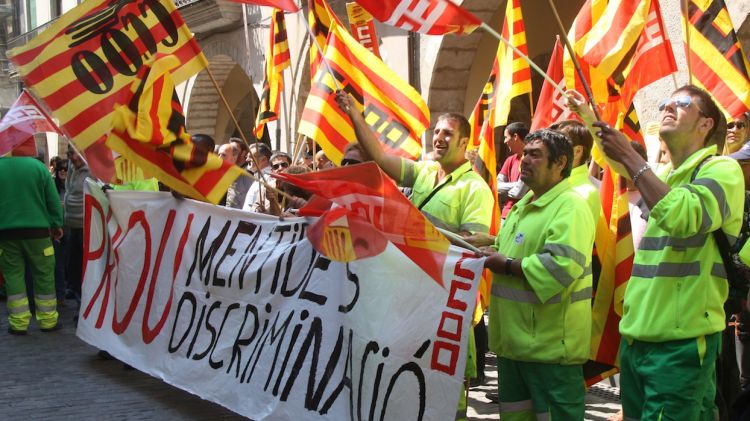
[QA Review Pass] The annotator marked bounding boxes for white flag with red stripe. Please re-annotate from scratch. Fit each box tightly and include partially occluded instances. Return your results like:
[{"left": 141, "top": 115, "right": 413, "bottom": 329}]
[
  {"left": 354, "top": 0, "right": 481, "bottom": 35},
  {"left": 0, "top": 90, "right": 60, "bottom": 156}
]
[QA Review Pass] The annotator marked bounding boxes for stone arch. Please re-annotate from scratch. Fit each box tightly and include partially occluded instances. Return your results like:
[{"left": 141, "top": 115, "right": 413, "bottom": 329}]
[
  {"left": 425, "top": 0, "right": 585, "bottom": 125},
  {"left": 424, "top": 0, "right": 584, "bottom": 161},
  {"left": 185, "top": 54, "right": 260, "bottom": 145}
]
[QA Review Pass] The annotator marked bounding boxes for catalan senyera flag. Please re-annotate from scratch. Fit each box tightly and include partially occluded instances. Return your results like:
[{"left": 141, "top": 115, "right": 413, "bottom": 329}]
[
  {"left": 564, "top": 0, "right": 612, "bottom": 105},
  {"left": 106, "top": 55, "right": 244, "bottom": 204},
  {"left": 488, "top": 0, "right": 532, "bottom": 129},
  {"left": 615, "top": 0, "right": 677, "bottom": 108},
  {"left": 354, "top": 0, "right": 481, "bottom": 35},
  {"left": 298, "top": 22, "right": 429, "bottom": 165},
  {"left": 7, "top": 0, "right": 208, "bottom": 151},
  {"left": 0, "top": 90, "right": 61, "bottom": 157},
  {"left": 572, "top": 0, "right": 652, "bottom": 80},
  {"left": 585, "top": 165, "right": 633, "bottom": 386},
  {"left": 276, "top": 162, "right": 451, "bottom": 287},
  {"left": 531, "top": 38, "right": 578, "bottom": 131},
  {"left": 255, "top": 8, "right": 291, "bottom": 139},
  {"left": 309, "top": 0, "right": 341, "bottom": 77},
  {"left": 682, "top": 0, "right": 750, "bottom": 117}
]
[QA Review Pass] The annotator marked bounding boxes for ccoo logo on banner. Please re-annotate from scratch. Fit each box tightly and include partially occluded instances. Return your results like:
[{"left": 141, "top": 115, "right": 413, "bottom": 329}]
[{"left": 77, "top": 181, "right": 483, "bottom": 420}]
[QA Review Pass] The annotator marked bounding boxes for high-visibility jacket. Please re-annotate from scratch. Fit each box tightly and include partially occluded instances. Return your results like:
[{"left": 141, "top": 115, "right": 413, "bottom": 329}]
[
  {"left": 620, "top": 146, "right": 744, "bottom": 342},
  {"left": 489, "top": 178, "right": 595, "bottom": 365},
  {"left": 401, "top": 160, "right": 494, "bottom": 234}
]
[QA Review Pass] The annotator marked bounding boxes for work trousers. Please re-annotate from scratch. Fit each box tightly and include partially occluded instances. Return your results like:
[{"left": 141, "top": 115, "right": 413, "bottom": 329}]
[
  {"left": 0, "top": 237, "right": 58, "bottom": 331},
  {"left": 620, "top": 332, "right": 720, "bottom": 421},
  {"left": 497, "top": 357, "right": 585, "bottom": 420}
]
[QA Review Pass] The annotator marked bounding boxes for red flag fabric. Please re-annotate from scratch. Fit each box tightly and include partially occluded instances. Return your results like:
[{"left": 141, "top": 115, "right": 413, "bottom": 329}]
[
  {"left": 0, "top": 90, "right": 60, "bottom": 156},
  {"left": 10, "top": 138, "right": 39, "bottom": 157},
  {"left": 275, "top": 162, "right": 451, "bottom": 287},
  {"left": 531, "top": 38, "right": 578, "bottom": 131},
  {"left": 354, "top": 0, "right": 481, "bottom": 35},
  {"left": 226, "top": 0, "right": 300, "bottom": 12},
  {"left": 682, "top": 0, "right": 750, "bottom": 117}
]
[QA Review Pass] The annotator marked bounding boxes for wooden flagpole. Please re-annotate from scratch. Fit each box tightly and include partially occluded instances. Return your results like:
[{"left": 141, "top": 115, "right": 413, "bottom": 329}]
[{"left": 479, "top": 22, "right": 566, "bottom": 97}]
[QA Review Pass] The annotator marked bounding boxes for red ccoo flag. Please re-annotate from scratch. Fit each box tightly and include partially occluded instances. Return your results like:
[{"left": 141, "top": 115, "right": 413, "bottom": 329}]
[
  {"left": 276, "top": 162, "right": 451, "bottom": 287},
  {"left": 531, "top": 38, "right": 578, "bottom": 131},
  {"left": 354, "top": 0, "right": 481, "bottom": 35},
  {"left": 0, "top": 90, "right": 61, "bottom": 156},
  {"left": 226, "top": 0, "right": 300, "bottom": 12}
]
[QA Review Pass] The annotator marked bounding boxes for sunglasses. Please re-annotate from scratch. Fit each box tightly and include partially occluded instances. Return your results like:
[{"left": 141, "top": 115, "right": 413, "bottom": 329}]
[
  {"left": 657, "top": 95, "right": 707, "bottom": 116},
  {"left": 340, "top": 158, "right": 362, "bottom": 166},
  {"left": 272, "top": 162, "right": 289, "bottom": 170},
  {"left": 728, "top": 121, "right": 747, "bottom": 130}
]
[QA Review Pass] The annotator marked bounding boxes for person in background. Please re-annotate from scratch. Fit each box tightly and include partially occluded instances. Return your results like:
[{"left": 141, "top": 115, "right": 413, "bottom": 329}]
[
  {"left": 64, "top": 145, "right": 92, "bottom": 322},
  {"left": 0, "top": 153, "right": 64, "bottom": 334},
  {"left": 726, "top": 112, "right": 750, "bottom": 156}
]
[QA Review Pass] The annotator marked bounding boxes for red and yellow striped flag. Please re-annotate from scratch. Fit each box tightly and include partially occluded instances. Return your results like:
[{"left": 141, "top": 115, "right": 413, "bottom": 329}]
[
  {"left": 106, "top": 55, "right": 244, "bottom": 204},
  {"left": 572, "top": 0, "right": 651, "bottom": 80},
  {"left": 309, "top": 0, "right": 341, "bottom": 77},
  {"left": 682, "top": 0, "right": 750, "bottom": 117},
  {"left": 564, "top": 0, "right": 611, "bottom": 105},
  {"left": 7, "top": 0, "right": 207, "bottom": 151},
  {"left": 298, "top": 21, "right": 429, "bottom": 165},
  {"left": 487, "top": 0, "right": 532, "bottom": 128},
  {"left": 585, "top": 165, "right": 633, "bottom": 386},
  {"left": 255, "top": 8, "right": 291, "bottom": 139}
]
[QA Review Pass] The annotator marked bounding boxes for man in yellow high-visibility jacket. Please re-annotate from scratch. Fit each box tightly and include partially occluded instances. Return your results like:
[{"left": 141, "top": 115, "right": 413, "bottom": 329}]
[
  {"left": 572, "top": 85, "right": 744, "bottom": 420},
  {"left": 335, "top": 91, "right": 494, "bottom": 421},
  {"left": 482, "top": 129, "right": 595, "bottom": 420}
]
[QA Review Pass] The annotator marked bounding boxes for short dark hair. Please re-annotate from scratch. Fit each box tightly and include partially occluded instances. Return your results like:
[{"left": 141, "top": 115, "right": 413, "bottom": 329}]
[
  {"left": 550, "top": 120, "right": 593, "bottom": 162},
  {"left": 250, "top": 142, "right": 272, "bottom": 160},
  {"left": 524, "top": 129, "right": 573, "bottom": 178},
  {"left": 229, "top": 137, "right": 249, "bottom": 154},
  {"left": 270, "top": 151, "right": 291, "bottom": 164},
  {"left": 674, "top": 85, "right": 723, "bottom": 146},
  {"left": 343, "top": 142, "right": 372, "bottom": 162},
  {"left": 191, "top": 134, "right": 216, "bottom": 155},
  {"left": 437, "top": 113, "right": 471, "bottom": 140},
  {"left": 506, "top": 122, "right": 529, "bottom": 140}
]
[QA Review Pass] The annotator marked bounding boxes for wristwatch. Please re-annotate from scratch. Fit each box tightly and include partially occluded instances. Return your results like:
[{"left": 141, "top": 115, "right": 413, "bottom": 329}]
[{"left": 505, "top": 258, "right": 514, "bottom": 276}]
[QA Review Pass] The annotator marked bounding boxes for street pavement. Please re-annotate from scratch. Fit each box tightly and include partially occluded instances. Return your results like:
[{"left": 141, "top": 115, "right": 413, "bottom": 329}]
[{"left": 1, "top": 298, "right": 621, "bottom": 420}]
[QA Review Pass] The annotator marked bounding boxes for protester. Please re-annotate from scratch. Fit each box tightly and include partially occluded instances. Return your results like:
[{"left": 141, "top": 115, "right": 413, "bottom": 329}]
[
  {"left": 242, "top": 143, "right": 274, "bottom": 212},
  {"left": 0, "top": 154, "right": 64, "bottom": 334},
  {"left": 335, "top": 90, "right": 493, "bottom": 421},
  {"left": 550, "top": 120, "right": 600, "bottom": 221},
  {"left": 314, "top": 149, "right": 334, "bottom": 170},
  {"left": 481, "top": 129, "right": 595, "bottom": 419},
  {"left": 64, "top": 145, "right": 91, "bottom": 315},
  {"left": 218, "top": 141, "right": 251, "bottom": 209},
  {"left": 497, "top": 122, "right": 530, "bottom": 219},
  {"left": 568, "top": 85, "right": 744, "bottom": 419},
  {"left": 270, "top": 151, "right": 292, "bottom": 174},
  {"left": 341, "top": 143, "right": 371, "bottom": 165},
  {"left": 726, "top": 112, "right": 750, "bottom": 156},
  {"left": 52, "top": 159, "right": 68, "bottom": 303}
]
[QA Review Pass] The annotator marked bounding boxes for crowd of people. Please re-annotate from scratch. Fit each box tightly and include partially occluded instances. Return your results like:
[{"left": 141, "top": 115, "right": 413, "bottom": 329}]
[{"left": 2, "top": 83, "right": 750, "bottom": 420}]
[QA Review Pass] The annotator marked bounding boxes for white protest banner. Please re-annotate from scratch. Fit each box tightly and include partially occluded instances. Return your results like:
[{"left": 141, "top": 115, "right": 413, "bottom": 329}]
[{"left": 77, "top": 181, "right": 483, "bottom": 420}]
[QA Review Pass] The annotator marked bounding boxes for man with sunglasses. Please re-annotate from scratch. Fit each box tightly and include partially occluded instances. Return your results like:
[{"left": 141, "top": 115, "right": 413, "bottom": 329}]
[
  {"left": 270, "top": 152, "right": 292, "bottom": 174},
  {"left": 726, "top": 112, "right": 750, "bottom": 155},
  {"left": 568, "top": 85, "right": 744, "bottom": 420},
  {"left": 335, "top": 90, "right": 493, "bottom": 421}
]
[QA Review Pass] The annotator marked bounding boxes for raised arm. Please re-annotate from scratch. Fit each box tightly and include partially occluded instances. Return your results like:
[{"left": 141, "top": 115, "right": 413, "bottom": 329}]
[{"left": 335, "top": 91, "right": 404, "bottom": 183}]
